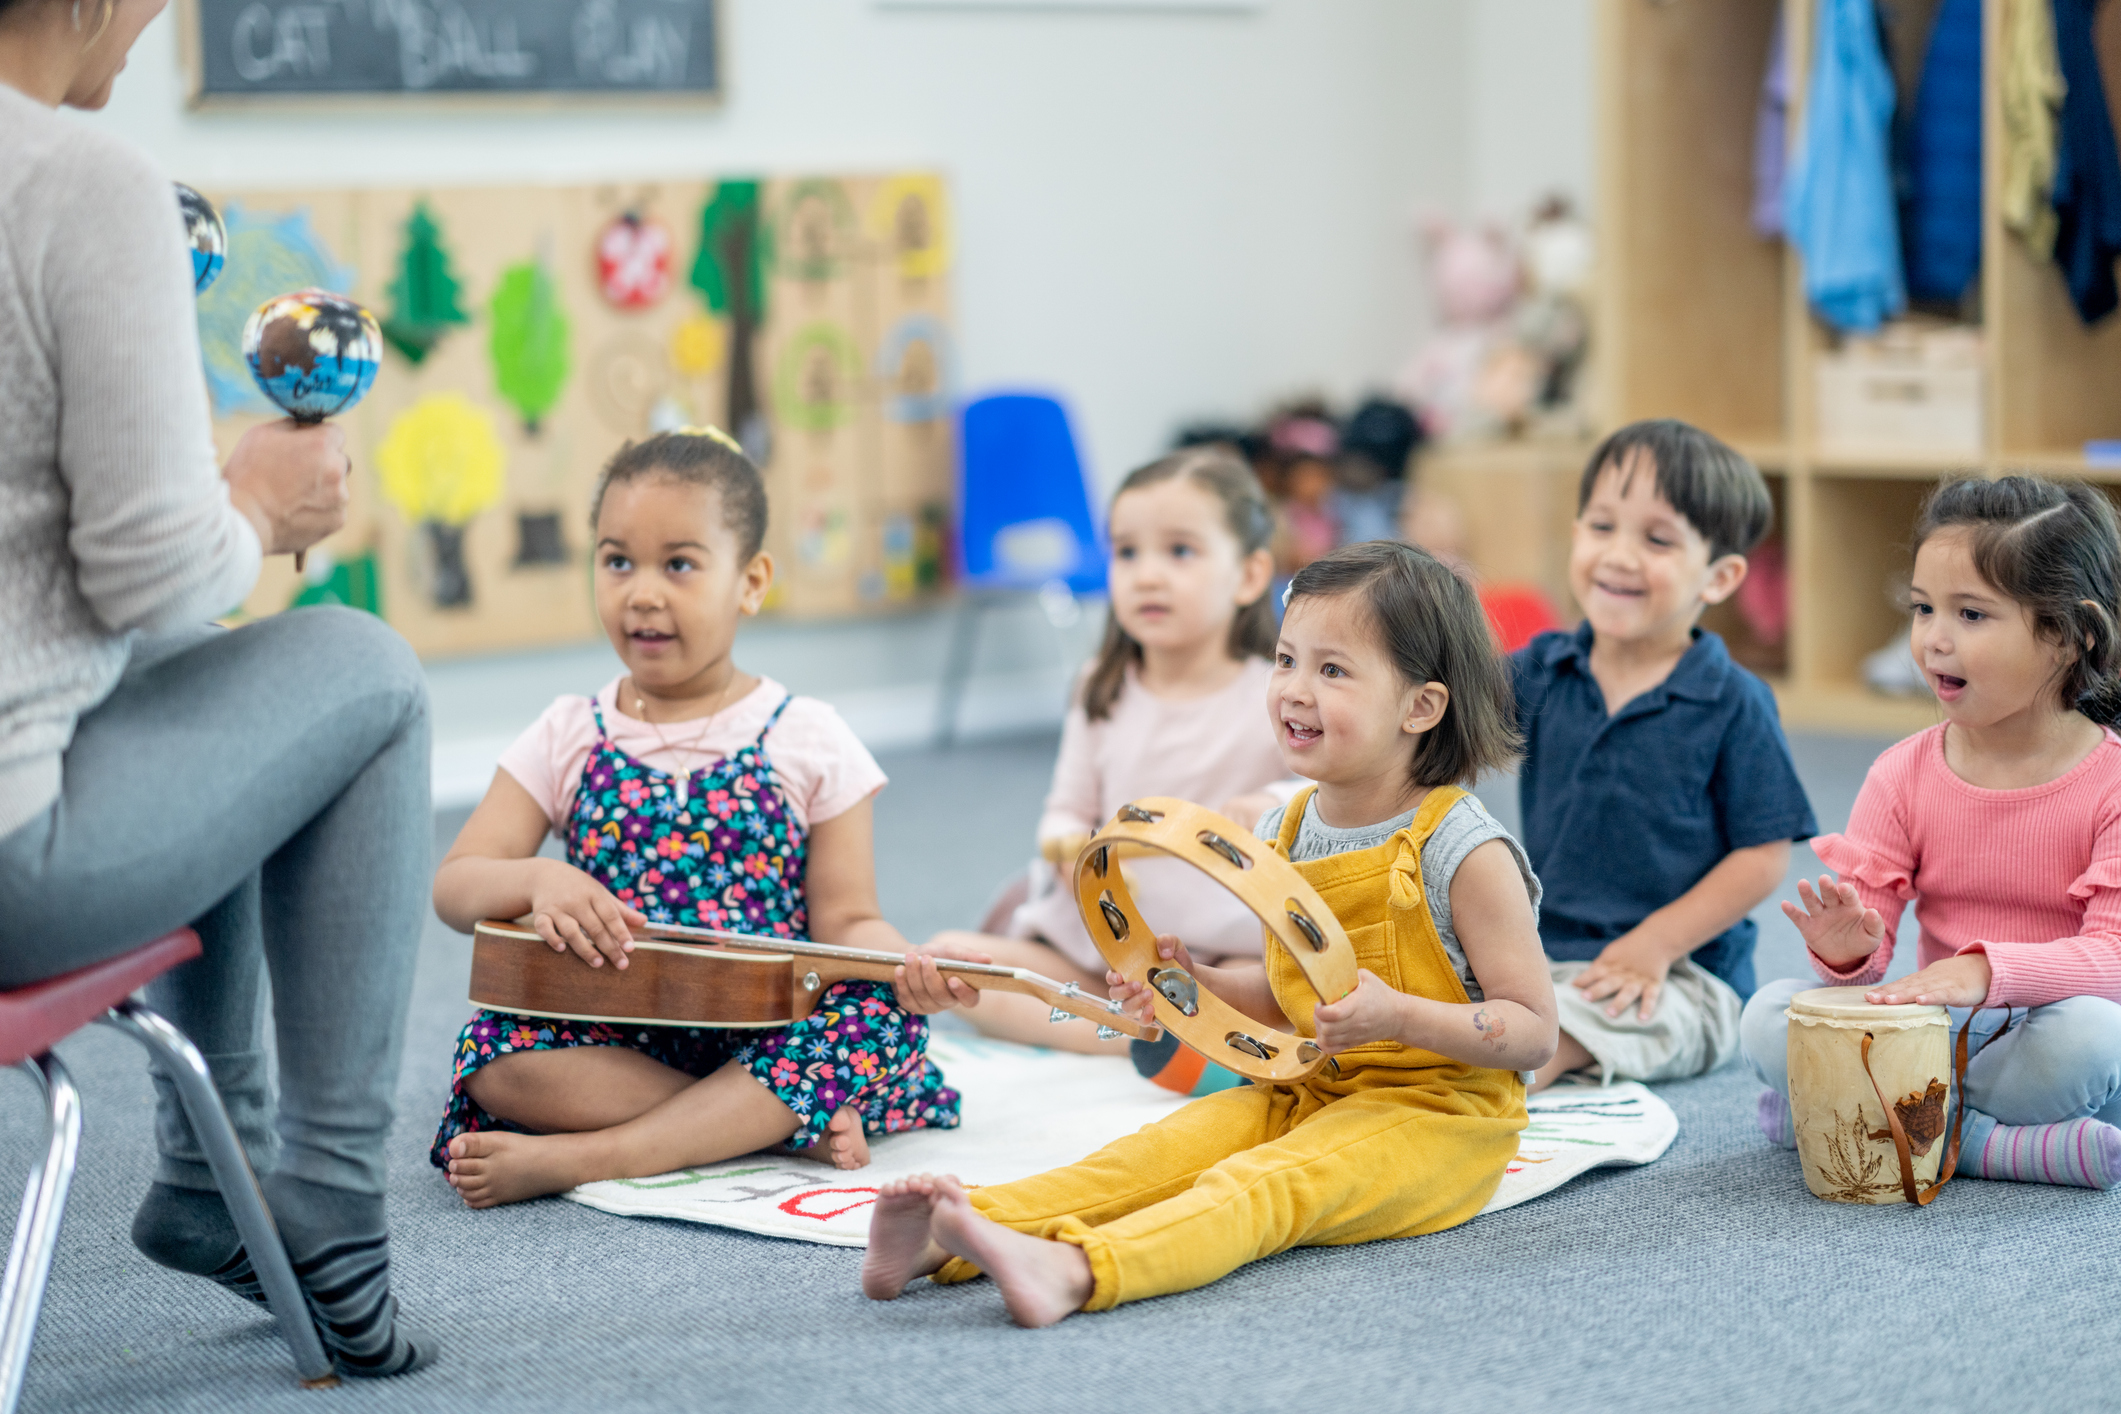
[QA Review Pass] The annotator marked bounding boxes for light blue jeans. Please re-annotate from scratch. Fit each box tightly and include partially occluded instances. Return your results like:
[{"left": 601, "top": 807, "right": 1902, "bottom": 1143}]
[{"left": 1741, "top": 976, "right": 2121, "bottom": 1130}]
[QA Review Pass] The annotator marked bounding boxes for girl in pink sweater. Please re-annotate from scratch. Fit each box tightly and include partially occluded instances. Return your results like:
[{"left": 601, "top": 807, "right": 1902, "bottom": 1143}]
[
  {"left": 932, "top": 446, "right": 1285, "bottom": 1054},
  {"left": 1742, "top": 476, "right": 2121, "bottom": 1188}
]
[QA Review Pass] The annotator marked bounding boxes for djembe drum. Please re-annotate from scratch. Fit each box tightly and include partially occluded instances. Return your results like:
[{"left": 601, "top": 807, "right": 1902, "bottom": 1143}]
[
  {"left": 1074, "top": 797, "right": 1358, "bottom": 1085},
  {"left": 1786, "top": 986, "right": 1973, "bottom": 1207}
]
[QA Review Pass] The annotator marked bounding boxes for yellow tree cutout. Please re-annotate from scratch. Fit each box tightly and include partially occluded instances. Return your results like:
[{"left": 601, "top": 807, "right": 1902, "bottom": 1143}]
[{"left": 378, "top": 392, "right": 505, "bottom": 608}]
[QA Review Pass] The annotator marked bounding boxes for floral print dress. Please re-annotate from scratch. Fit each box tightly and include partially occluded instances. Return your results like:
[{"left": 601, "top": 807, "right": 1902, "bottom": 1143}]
[{"left": 430, "top": 694, "right": 959, "bottom": 1166}]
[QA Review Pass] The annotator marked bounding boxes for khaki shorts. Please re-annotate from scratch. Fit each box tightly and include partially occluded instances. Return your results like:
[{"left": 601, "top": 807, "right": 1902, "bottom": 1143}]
[{"left": 1550, "top": 957, "right": 1743, "bottom": 1084}]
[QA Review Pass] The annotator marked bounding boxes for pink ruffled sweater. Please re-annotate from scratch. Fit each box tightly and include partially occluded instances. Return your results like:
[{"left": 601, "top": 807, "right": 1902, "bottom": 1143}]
[{"left": 1811, "top": 724, "right": 2121, "bottom": 1006}]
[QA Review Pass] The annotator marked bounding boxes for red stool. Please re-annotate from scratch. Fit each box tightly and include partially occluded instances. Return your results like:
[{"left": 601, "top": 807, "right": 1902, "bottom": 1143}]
[{"left": 0, "top": 930, "right": 336, "bottom": 1408}]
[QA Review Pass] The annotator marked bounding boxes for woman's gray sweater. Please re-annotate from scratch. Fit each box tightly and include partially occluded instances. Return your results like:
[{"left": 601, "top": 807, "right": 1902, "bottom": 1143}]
[{"left": 0, "top": 83, "right": 260, "bottom": 836}]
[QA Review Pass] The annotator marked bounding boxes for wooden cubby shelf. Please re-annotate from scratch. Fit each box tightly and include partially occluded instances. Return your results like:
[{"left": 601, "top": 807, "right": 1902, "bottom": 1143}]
[{"left": 1592, "top": 0, "right": 2121, "bottom": 736}]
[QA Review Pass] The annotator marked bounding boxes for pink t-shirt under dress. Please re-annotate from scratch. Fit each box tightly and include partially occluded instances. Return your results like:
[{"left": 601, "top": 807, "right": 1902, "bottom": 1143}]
[
  {"left": 1010, "top": 657, "right": 1297, "bottom": 970},
  {"left": 497, "top": 675, "right": 886, "bottom": 836},
  {"left": 1809, "top": 723, "right": 2121, "bottom": 1007}
]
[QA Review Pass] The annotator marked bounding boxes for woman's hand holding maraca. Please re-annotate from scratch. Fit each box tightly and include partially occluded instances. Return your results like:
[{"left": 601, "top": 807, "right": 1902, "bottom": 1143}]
[{"left": 225, "top": 420, "right": 350, "bottom": 556}]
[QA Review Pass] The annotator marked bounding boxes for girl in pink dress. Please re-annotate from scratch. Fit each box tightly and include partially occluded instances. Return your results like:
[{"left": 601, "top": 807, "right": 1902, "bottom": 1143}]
[
  {"left": 934, "top": 447, "right": 1290, "bottom": 1054},
  {"left": 1743, "top": 477, "right": 2121, "bottom": 1188}
]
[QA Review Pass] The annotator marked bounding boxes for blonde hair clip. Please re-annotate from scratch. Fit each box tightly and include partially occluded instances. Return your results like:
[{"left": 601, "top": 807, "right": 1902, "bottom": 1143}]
[{"left": 674, "top": 424, "right": 745, "bottom": 455}]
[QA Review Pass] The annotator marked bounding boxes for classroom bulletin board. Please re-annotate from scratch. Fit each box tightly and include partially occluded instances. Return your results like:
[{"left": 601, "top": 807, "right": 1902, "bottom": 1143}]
[{"left": 195, "top": 175, "right": 957, "bottom": 658}]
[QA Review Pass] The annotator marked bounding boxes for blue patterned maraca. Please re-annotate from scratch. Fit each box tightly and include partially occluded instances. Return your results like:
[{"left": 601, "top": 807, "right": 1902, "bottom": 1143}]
[
  {"left": 175, "top": 183, "right": 225, "bottom": 294},
  {"left": 243, "top": 290, "right": 381, "bottom": 572},
  {"left": 242, "top": 289, "right": 381, "bottom": 423}
]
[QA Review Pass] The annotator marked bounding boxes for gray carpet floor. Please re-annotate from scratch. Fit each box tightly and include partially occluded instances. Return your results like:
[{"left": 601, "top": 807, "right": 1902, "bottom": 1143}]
[{"left": 7, "top": 732, "right": 2116, "bottom": 1413}]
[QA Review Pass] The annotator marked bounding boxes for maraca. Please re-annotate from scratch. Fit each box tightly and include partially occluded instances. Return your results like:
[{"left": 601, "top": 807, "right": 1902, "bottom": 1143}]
[
  {"left": 242, "top": 289, "right": 382, "bottom": 571},
  {"left": 175, "top": 182, "right": 225, "bottom": 294}
]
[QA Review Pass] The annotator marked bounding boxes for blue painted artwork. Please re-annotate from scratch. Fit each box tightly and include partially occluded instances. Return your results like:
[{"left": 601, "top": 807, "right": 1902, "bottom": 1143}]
[
  {"left": 242, "top": 290, "right": 381, "bottom": 420},
  {"left": 197, "top": 203, "right": 354, "bottom": 415},
  {"left": 876, "top": 313, "right": 954, "bottom": 424},
  {"left": 175, "top": 183, "right": 226, "bottom": 294}
]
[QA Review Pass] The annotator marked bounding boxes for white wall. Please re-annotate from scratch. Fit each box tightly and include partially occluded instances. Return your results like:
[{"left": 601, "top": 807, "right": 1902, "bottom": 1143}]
[
  {"left": 77, "top": 0, "right": 1489, "bottom": 493},
  {"left": 1465, "top": 0, "right": 1596, "bottom": 223}
]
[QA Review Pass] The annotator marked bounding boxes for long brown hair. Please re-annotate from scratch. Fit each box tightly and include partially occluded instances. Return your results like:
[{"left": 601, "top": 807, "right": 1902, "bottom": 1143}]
[
  {"left": 1285, "top": 541, "right": 1521, "bottom": 787},
  {"left": 1913, "top": 476, "right": 2121, "bottom": 725},
  {"left": 1081, "top": 447, "right": 1276, "bottom": 721}
]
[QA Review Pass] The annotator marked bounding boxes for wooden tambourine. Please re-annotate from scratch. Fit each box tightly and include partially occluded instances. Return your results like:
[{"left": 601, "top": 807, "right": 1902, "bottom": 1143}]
[{"left": 1075, "top": 796, "right": 1357, "bottom": 1084}]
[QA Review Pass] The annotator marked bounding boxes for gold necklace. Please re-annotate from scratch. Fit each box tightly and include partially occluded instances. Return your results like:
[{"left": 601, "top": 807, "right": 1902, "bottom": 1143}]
[{"left": 631, "top": 683, "right": 737, "bottom": 806}]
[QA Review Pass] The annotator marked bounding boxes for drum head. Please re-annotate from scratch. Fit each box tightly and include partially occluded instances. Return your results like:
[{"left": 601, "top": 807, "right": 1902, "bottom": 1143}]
[{"left": 1788, "top": 985, "right": 1946, "bottom": 1025}]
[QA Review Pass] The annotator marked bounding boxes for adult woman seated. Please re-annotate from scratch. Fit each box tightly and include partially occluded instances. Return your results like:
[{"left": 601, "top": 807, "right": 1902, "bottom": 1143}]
[{"left": 0, "top": 0, "right": 431, "bottom": 1379}]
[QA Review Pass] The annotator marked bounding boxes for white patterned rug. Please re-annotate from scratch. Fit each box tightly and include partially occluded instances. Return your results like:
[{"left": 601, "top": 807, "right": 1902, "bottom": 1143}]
[{"left": 564, "top": 1033, "right": 1677, "bottom": 1246}]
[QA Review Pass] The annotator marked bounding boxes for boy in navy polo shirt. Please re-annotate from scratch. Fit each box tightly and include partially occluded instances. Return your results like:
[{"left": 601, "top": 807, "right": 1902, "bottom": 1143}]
[{"left": 1514, "top": 420, "right": 1816, "bottom": 1090}]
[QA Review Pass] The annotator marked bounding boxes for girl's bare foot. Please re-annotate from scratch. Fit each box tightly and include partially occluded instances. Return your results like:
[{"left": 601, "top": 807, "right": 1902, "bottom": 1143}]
[
  {"left": 860, "top": 1174, "right": 950, "bottom": 1300},
  {"left": 445, "top": 1131, "right": 605, "bottom": 1208},
  {"left": 798, "top": 1107, "right": 870, "bottom": 1170},
  {"left": 928, "top": 1176, "right": 1091, "bottom": 1328}
]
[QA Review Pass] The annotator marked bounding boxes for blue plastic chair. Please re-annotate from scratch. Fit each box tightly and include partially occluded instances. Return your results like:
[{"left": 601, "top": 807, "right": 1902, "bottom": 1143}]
[{"left": 935, "top": 392, "right": 1106, "bottom": 744}]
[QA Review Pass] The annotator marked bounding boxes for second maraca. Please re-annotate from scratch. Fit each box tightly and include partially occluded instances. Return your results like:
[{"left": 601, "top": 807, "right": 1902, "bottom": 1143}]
[{"left": 242, "top": 290, "right": 381, "bottom": 572}]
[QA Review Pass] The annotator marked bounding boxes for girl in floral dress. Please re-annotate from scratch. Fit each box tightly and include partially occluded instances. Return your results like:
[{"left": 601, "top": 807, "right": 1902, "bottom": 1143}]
[{"left": 430, "top": 428, "right": 968, "bottom": 1208}]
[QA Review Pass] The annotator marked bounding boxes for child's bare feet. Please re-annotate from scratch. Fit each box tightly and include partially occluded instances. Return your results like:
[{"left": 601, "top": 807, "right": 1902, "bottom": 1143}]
[
  {"left": 861, "top": 1174, "right": 950, "bottom": 1300},
  {"left": 797, "top": 1107, "right": 870, "bottom": 1170},
  {"left": 928, "top": 1175, "right": 1091, "bottom": 1328},
  {"left": 445, "top": 1131, "right": 603, "bottom": 1208}
]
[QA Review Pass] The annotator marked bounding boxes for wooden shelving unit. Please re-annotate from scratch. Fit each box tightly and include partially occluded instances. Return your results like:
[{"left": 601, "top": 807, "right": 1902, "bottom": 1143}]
[{"left": 1591, "top": 0, "right": 2121, "bottom": 736}]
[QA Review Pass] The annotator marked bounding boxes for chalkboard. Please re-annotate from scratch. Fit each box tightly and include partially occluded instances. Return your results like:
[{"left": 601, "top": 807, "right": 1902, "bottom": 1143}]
[{"left": 182, "top": 0, "right": 720, "bottom": 103}]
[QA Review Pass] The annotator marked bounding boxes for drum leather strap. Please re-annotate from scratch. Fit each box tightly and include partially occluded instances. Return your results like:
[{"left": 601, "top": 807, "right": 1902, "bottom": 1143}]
[{"left": 1858, "top": 1009, "right": 2018, "bottom": 1207}]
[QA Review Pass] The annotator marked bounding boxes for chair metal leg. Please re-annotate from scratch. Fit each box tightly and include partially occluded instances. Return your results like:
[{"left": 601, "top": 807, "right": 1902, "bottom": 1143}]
[
  {"left": 933, "top": 594, "right": 990, "bottom": 748},
  {"left": 0, "top": 1053, "right": 80, "bottom": 1414},
  {"left": 100, "top": 1003, "right": 337, "bottom": 1387}
]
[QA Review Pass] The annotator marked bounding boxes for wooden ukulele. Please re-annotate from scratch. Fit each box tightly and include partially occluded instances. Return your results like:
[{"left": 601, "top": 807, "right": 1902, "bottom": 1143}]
[{"left": 468, "top": 918, "right": 1164, "bottom": 1040}]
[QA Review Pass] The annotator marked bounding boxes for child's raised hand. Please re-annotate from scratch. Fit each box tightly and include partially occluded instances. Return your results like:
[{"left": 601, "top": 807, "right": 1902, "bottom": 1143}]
[
  {"left": 1781, "top": 874, "right": 1886, "bottom": 969},
  {"left": 1310, "top": 969, "right": 1405, "bottom": 1054},
  {"left": 528, "top": 859, "right": 647, "bottom": 971},
  {"left": 1573, "top": 934, "right": 1672, "bottom": 1022},
  {"left": 893, "top": 937, "right": 992, "bottom": 1015},
  {"left": 1107, "top": 932, "right": 1195, "bottom": 1021}
]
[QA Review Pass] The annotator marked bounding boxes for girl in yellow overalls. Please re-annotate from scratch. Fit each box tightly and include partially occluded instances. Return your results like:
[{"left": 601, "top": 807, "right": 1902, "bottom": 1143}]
[{"left": 861, "top": 540, "right": 1560, "bottom": 1325}]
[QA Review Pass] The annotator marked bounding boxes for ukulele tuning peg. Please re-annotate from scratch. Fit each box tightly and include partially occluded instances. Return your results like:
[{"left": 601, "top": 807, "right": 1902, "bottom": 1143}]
[
  {"left": 1095, "top": 1026, "right": 1123, "bottom": 1041},
  {"left": 1048, "top": 1008, "right": 1071, "bottom": 1024}
]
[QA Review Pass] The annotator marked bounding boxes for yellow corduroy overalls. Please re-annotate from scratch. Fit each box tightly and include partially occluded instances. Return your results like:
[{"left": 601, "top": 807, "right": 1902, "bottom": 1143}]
[{"left": 934, "top": 784, "right": 1527, "bottom": 1310}]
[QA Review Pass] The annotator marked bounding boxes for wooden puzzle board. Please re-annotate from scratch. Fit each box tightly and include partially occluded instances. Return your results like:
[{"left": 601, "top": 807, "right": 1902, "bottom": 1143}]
[{"left": 195, "top": 174, "right": 956, "bottom": 658}]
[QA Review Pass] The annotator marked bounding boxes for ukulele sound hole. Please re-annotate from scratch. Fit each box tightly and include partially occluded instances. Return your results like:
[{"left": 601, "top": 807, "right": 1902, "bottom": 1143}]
[
  {"left": 1097, "top": 892, "right": 1130, "bottom": 942},
  {"left": 1117, "top": 803, "right": 1165, "bottom": 824},
  {"left": 1197, "top": 830, "right": 1250, "bottom": 869},
  {"left": 1285, "top": 904, "right": 1326, "bottom": 952},
  {"left": 1226, "top": 1031, "right": 1279, "bottom": 1062},
  {"left": 1149, "top": 967, "right": 1200, "bottom": 1017}
]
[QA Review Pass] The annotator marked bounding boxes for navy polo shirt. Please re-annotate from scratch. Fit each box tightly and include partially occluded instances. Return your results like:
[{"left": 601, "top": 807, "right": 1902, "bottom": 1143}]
[{"left": 1510, "top": 624, "right": 1817, "bottom": 999}]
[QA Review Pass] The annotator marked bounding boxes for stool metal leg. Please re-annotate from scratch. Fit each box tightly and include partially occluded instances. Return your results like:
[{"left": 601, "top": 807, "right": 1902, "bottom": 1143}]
[
  {"left": 0, "top": 1053, "right": 80, "bottom": 1414},
  {"left": 933, "top": 593, "right": 989, "bottom": 748},
  {"left": 101, "top": 1003, "right": 337, "bottom": 1387}
]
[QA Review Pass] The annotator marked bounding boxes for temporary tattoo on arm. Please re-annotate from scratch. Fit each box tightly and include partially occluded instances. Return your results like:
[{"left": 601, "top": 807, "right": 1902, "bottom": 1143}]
[{"left": 1472, "top": 1007, "right": 1508, "bottom": 1050}]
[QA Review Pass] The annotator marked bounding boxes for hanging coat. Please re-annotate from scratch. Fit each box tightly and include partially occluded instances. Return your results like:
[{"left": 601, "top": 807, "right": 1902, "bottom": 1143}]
[
  {"left": 2051, "top": 0, "right": 2121, "bottom": 323},
  {"left": 1902, "top": 0, "right": 1984, "bottom": 303},
  {"left": 1785, "top": 0, "right": 1906, "bottom": 331}
]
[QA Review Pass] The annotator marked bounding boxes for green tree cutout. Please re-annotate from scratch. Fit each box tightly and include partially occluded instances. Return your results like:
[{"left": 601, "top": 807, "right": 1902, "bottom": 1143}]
[
  {"left": 381, "top": 202, "right": 470, "bottom": 365},
  {"left": 488, "top": 260, "right": 570, "bottom": 434},
  {"left": 690, "top": 180, "right": 771, "bottom": 457}
]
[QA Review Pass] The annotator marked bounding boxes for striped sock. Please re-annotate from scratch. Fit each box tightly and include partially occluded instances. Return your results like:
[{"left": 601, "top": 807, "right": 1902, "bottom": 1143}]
[
  {"left": 1131, "top": 1033, "right": 1247, "bottom": 1097},
  {"left": 262, "top": 1174, "right": 436, "bottom": 1379},
  {"left": 130, "top": 1182, "right": 266, "bottom": 1306},
  {"left": 1962, "top": 1113, "right": 2121, "bottom": 1190},
  {"left": 1756, "top": 1088, "right": 1796, "bottom": 1148}
]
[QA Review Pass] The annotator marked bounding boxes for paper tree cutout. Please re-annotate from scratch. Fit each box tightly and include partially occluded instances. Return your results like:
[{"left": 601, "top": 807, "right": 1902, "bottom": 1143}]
[
  {"left": 690, "top": 180, "right": 771, "bottom": 459},
  {"left": 489, "top": 260, "right": 571, "bottom": 434},
  {"left": 377, "top": 392, "right": 504, "bottom": 608},
  {"left": 382, "top": 202, "right": 470, "bottom": 366}
]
